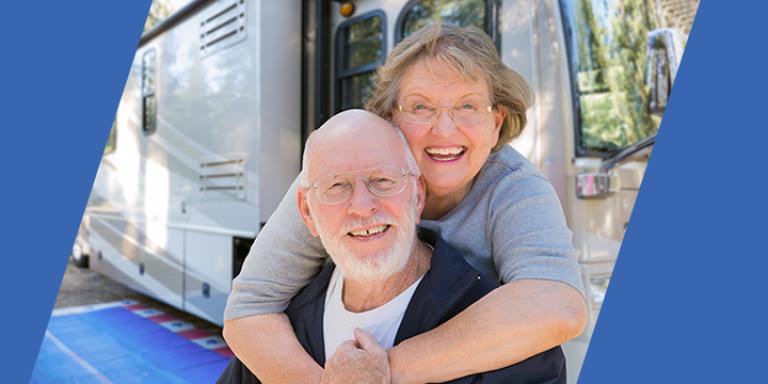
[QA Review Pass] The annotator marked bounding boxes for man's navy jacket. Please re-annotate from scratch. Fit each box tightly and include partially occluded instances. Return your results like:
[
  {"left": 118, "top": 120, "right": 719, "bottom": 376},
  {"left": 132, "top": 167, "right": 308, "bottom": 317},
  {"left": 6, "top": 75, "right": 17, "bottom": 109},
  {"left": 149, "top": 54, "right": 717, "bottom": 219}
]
[{"left": 217, "top": 230, "right": 566, "bottom": 383}]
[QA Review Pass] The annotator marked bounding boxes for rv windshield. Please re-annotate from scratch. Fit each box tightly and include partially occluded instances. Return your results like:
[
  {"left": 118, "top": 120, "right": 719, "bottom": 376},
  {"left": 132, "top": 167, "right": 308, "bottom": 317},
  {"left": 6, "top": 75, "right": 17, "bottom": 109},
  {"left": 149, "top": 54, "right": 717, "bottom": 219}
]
[{"left": 560, "top": 0, "right": 698, "bottom": 156}]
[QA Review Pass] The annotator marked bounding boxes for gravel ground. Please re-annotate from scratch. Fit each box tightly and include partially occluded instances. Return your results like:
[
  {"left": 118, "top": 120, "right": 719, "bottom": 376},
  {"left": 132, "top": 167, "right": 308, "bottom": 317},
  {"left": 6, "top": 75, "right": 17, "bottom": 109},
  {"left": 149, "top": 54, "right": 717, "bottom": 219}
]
[{"left": 55, "top": 256, "right": 223, "bottom": 335}]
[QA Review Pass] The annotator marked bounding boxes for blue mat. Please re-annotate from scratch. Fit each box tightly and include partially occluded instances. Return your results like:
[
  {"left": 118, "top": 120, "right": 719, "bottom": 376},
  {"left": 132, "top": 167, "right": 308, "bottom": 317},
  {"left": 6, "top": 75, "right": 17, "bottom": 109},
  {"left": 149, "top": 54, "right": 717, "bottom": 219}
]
[{"left": 31, "top": 301, "right": 231, "bottom": 383}]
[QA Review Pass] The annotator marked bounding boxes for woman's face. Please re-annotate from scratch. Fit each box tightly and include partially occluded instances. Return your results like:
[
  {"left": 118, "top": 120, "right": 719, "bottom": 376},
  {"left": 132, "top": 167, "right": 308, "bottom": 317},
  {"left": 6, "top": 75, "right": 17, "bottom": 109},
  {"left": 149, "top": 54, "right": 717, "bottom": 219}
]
[{"left": 393, "top": 59, "right": 506, "bottom": 201}]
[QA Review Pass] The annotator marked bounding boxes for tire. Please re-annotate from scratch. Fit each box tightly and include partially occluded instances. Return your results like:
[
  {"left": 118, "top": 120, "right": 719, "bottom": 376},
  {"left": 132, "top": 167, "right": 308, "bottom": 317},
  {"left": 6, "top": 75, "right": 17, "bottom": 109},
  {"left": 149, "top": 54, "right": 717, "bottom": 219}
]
[{"left": 72, "top": 243, "right": 89, "bottom": 269}]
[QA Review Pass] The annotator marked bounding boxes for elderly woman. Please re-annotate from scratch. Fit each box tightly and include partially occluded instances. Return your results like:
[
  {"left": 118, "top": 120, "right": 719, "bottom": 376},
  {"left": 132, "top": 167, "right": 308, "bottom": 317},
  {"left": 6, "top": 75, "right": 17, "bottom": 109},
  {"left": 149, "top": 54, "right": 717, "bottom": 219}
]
[{"left": 223, "top": 24, "right": 587, "bottom": 383}]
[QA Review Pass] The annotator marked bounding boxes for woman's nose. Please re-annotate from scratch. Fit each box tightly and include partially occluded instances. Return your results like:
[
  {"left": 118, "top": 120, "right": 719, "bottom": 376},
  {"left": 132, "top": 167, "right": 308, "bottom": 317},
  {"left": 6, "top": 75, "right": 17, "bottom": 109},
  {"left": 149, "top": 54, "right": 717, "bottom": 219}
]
[{"left": 431, "top": 108, "right": 458, "bottom": 137}]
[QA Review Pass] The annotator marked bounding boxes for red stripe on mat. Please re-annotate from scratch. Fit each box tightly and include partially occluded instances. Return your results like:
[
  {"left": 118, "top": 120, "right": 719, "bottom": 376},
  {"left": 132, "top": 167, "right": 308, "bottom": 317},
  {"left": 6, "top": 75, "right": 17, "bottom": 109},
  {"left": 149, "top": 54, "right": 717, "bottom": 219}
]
[
  {"left": 148, "top": 314, "right": 177, "bottom": 323},
  {"left": 177, "top": 329, "right": 212, "bottom": 339},
  {"left": 213, "top": 347, "right": 234, "bottom": 358},
  {"left": 124, "top": 304, "right": 150, "bottom": 311}
]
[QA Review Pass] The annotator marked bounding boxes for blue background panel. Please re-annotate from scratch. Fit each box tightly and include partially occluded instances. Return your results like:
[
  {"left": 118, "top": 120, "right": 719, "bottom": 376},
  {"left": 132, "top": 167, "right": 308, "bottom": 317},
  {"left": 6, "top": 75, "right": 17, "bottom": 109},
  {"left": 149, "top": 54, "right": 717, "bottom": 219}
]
[
  {"left": 579, "top": 1, "right": 768, "bottom": 383},
  {"left": 0, "top": 1, "right": 152, "bottom": 382},
  {"left": 3, "top": 0, "right": 768, "bottom": 382}
]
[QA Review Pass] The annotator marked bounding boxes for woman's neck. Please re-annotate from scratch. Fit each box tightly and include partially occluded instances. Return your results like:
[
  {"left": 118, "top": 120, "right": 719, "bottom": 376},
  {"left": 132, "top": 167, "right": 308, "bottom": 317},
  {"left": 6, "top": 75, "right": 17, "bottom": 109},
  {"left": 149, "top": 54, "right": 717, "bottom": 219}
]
[{"left": 421, "top": 182, "right": 473, "bottom": 220}]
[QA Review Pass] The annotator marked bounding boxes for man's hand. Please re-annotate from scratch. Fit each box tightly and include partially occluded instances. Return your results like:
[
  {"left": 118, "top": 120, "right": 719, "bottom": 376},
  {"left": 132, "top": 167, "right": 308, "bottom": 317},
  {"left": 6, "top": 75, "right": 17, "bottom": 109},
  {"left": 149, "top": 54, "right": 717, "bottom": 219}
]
[{"left": 321, "top": 329, "right": 390, "bottom": 384}]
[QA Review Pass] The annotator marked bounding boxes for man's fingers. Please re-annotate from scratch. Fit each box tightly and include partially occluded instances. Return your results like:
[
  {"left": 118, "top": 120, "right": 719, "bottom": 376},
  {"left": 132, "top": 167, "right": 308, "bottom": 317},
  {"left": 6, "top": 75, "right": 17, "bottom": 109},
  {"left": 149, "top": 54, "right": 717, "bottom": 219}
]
[
  {"left": 336, "top": 339, "right": 358, "bottom": 352},
  {"left": 325, "top": 331, "right": 390, "bottom": 384},
  {"left": 353, "top": 328, "right": 386, "bottom": 357}
]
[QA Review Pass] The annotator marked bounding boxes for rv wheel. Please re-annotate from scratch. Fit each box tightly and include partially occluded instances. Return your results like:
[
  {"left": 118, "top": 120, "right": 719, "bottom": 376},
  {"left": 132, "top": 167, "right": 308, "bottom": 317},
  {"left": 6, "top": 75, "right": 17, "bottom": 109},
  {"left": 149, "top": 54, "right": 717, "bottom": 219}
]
[{"left": 72, "top": 243, "right": 89, "bottom": 269}]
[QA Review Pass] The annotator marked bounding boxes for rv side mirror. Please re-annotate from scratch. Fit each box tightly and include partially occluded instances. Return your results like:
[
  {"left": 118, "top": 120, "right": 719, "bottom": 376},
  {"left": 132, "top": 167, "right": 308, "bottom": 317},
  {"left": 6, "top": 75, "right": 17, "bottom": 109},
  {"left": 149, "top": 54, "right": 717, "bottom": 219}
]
[
  {"left": 576, "top": 172, "right": 615, "bottom": 199},
  {"left": 645, "top": 29, "right": 684, "bottom": 117}
]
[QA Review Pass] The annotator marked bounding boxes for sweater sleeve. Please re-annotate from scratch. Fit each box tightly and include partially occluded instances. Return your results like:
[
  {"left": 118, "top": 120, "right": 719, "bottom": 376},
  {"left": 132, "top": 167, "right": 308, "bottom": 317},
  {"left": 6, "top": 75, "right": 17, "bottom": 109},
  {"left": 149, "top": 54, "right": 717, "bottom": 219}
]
[
  {"left": 489, "top": 171, "right": 585, "bottom": 297},
  {"left": 223, "top": 177, "right": 328, "bottom": 321}
]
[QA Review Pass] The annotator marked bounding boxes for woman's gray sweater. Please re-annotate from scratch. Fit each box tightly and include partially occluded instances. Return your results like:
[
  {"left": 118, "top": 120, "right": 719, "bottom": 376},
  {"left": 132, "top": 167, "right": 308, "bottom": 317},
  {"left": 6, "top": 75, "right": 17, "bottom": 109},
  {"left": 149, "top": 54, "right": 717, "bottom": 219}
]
[{"left": 224, "top": 146, "right": 583, "bottom": 320}]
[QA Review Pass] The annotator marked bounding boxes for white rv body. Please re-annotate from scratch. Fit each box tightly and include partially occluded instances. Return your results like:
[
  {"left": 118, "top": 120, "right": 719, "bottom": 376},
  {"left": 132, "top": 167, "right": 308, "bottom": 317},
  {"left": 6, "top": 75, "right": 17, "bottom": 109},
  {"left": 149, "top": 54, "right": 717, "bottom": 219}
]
[
  {"left": 84, "top": 0, "right": 301, "bottom": 323},
  {"left": 77, "top": 0, "right": 698, "bottom": 381}
]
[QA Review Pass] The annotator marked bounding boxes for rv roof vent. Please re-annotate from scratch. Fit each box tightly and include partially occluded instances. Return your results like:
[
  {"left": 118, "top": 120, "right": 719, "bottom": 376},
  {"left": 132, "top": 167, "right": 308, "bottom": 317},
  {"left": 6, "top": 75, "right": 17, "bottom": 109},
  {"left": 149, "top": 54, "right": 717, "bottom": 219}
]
[{"left": 200, "top": 0, "right": 247, "bottom": 57}]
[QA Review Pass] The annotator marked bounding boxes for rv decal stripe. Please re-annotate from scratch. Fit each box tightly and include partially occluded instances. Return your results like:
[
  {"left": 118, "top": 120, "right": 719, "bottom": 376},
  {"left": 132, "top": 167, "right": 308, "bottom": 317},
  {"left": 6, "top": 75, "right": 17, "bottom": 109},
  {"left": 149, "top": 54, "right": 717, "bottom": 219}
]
[{"left": 88, "top": 213, "right": 255, "bottom": 242}]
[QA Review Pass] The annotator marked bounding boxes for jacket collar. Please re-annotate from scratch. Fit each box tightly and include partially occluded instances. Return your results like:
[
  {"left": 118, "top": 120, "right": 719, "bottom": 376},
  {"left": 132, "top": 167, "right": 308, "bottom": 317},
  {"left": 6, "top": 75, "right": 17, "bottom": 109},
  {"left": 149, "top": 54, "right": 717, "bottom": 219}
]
[
  {"left": 394, "top": 229, "right": 480, "bottom": 344},
  {"left": 285, "top": 228, "right": 482, "bottom": 362}
]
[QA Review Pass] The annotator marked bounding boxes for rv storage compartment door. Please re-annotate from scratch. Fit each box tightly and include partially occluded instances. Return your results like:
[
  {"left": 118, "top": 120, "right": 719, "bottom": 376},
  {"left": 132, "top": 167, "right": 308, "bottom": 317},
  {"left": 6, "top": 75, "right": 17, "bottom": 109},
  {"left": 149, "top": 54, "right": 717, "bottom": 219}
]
[{"left": 184, "top": 231, "right": 232, "bottom": 324}]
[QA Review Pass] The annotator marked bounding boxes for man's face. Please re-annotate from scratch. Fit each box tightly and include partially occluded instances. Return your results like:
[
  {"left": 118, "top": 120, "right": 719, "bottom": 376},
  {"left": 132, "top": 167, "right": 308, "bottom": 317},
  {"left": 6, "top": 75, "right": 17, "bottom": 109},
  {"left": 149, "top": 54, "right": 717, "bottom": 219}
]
[
  {"left": 299, "top": 117, "right": 424, "bottom": 282},
  {"left": 309, "top": 178, "right": 419, "bottom": 281}
]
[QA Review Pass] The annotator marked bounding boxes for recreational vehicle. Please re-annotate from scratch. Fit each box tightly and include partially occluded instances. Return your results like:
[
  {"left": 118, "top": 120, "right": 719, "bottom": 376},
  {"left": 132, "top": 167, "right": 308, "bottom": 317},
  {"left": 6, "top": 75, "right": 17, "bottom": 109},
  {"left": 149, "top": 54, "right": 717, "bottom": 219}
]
[{"left": 73, "top": 0, "right": 699, "bottom": 380}]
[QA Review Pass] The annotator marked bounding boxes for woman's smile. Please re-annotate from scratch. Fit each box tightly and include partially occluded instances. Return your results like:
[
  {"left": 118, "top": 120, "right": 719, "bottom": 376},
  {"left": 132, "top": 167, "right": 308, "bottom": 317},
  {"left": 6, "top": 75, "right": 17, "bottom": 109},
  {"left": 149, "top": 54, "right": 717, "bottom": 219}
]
[{"left": 424, "top": 145, "right": 467, "bottom": 162}]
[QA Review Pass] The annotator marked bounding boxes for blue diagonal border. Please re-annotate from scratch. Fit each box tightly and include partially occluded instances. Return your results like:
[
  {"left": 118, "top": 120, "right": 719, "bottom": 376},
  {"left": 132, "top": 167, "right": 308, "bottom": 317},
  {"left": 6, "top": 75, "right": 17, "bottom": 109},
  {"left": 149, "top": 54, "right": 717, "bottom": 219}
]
[
  {"left": 579, "top": 1, "right": 768, "bottom": 382},
  {"left": 4, "top": 0, "right": 768, "bottom": 382},
  {"left": 0, "top": 2, "right": 151, "bottom": 381}
]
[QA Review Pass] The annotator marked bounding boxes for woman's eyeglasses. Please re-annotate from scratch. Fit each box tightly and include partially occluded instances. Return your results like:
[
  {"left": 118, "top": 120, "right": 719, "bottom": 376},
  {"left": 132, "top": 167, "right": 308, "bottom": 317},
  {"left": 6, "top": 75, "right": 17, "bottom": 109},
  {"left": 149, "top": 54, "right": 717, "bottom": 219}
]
[{"left": 397, "top": 100, "right": 494, "bottom": 125}]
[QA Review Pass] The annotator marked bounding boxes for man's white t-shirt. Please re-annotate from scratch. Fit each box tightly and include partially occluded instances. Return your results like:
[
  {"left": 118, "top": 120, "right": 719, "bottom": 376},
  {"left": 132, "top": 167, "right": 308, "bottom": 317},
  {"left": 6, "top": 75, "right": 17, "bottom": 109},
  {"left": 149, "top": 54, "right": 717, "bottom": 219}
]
[{"left": 323, "top": 267, "right": 423, "bottom": 360}]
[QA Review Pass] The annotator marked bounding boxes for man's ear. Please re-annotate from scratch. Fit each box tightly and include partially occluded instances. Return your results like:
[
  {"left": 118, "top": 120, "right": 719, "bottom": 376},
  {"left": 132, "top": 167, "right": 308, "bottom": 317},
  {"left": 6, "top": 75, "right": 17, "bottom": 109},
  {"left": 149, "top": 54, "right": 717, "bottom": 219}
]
[
  {"left": 297, "top": 188, "right": 319, "bottom": 237},
  {"left": 414, "top": 176, "right": 427, "bottom": 224}
]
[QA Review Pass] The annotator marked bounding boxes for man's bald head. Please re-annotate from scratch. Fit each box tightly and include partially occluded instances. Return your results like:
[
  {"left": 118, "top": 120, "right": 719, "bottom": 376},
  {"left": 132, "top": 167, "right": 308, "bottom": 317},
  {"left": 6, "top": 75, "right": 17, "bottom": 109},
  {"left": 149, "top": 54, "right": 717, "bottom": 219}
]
[
  {"left": 297, "top": 109, "right": 426, "bottom": 282},
  {"left": 300, "top": 109, "right": 418, "bottom": 186}
]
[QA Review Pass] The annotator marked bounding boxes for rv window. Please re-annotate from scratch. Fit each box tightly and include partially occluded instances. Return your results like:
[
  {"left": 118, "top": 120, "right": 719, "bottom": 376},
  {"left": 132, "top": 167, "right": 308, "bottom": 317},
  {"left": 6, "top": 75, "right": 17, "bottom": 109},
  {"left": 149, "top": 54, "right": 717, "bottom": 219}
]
[
  {"left": 335, "top": 11, "right": 386, "bottom": 111},
  {"left": 560, "top": 0, "right": 698, "bottom": 156},
  {"left": 397, "top": 0, "right": 487, "bottom": 40},
  {"left": 142, "top": 49, "right": 157, "bottom": 135},
  {"left": 339, "top": 71, "right": 377, "bottom": 111}
]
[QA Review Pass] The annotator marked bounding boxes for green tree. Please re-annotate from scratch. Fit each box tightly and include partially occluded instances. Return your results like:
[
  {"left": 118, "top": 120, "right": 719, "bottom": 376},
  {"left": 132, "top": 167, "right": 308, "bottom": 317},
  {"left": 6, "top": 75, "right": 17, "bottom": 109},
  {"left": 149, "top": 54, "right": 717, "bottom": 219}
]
[
  {"left": 611, "top": 0, "right": 659, "bottom": 145},
  {"left": 143, "top": 0, "right": 175, "bottom": 35}
]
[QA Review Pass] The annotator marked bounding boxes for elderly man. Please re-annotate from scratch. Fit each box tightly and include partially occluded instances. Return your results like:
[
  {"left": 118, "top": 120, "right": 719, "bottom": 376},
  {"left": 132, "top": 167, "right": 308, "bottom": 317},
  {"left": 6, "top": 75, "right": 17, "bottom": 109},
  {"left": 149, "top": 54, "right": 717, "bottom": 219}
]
[{"left": 218, "top": 110, "right": 565, "bottom": 383}]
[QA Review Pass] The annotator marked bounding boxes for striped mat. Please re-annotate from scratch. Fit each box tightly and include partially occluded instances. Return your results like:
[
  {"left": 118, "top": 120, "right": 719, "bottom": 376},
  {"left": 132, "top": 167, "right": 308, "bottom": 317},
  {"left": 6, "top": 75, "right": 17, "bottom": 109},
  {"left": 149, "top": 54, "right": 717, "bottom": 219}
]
[{"left": 31, "top": 300, "right": 233, "bottom": 383}]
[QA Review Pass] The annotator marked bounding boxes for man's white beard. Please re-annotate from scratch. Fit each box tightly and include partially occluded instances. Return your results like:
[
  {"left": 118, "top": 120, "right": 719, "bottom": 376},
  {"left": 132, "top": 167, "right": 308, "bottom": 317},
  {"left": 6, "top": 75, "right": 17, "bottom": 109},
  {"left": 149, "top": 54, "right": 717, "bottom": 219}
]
[{"left": 311, "top": 190, "right": 418, "bottom": 282}]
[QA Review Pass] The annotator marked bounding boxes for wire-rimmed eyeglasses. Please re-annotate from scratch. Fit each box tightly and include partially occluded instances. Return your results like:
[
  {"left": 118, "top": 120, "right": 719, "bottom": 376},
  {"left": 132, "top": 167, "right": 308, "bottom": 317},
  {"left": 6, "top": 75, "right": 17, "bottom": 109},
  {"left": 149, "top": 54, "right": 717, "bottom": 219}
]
[
  {"left": 307, "top": 167, "right": 417, "bottom": 205},
  {"left": 396, "top": 100, "right": 494, "bottom": 125}
]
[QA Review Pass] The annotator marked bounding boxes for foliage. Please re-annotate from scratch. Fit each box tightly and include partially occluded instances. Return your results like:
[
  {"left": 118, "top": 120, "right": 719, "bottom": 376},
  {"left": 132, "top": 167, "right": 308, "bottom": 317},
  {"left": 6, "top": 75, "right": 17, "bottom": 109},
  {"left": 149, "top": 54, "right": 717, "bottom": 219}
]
[
  {"left": 143, "top": 0, "right": 177, "bottom": 35},
  {"left": 401, "top": 0, "right": 486, "bottom": 38},
  {"left": 573, "top": 0, "right": 664, "bottom": 153}
]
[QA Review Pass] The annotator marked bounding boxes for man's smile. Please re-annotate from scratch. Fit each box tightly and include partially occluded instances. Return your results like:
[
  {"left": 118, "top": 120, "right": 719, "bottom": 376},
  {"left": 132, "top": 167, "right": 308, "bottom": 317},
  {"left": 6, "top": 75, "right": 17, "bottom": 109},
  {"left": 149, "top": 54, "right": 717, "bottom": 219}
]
[{"left": 347, "top": 224, "right": 391, "bottom": 239}]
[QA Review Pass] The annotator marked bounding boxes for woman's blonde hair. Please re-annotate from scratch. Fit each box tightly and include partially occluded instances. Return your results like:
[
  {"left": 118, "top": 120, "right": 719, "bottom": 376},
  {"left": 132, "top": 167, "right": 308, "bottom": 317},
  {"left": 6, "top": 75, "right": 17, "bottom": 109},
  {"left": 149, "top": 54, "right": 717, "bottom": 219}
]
[{"left": 365, "top": 23, "right": 533, "bottom": 151}]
